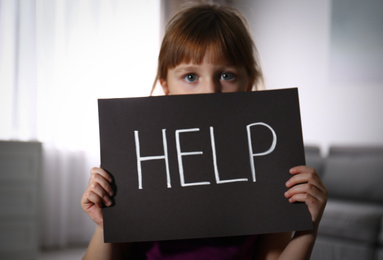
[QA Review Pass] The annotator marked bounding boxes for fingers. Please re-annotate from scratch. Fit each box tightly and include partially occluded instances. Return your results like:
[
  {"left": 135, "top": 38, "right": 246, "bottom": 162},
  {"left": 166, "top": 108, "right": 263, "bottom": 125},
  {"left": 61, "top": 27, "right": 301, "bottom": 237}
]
[
  {"left": 81, "top": 167, "right": 114, "bottom": 225},
  {"left": 81, "top": 187, "right": 106, "bottom": 209},
  {"left": 86, "top": 182, "right": 113, "bottom": 207},
  {"left": 81, "top": 167, "right": 114, "bottom": 210},
  {"left": 89, "top": 167, "right": 114, "bottom": 197},
  {"left": 286, "top": 166, "right": 326, "bottom": 193},
  {"left": 285, "top": 166, "right": 328, "bottom": 224},
  {"left": 80, "top": 188, "right": 104, "bottom": 225},
  {"left": 285, "top": 182, "right": 322, "bottom": 203}
]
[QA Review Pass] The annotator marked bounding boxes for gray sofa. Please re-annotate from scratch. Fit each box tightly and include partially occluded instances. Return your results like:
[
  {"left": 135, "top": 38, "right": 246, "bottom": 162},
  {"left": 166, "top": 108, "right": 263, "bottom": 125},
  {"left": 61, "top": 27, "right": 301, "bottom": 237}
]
[{"left": 306, "top": 146, "right": 383, "bottom": 260}]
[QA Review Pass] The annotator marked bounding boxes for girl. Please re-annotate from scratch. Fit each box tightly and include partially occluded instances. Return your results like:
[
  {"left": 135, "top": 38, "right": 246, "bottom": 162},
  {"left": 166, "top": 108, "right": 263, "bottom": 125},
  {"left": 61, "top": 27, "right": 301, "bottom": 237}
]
[{"left": 81, "top": 4, "right": 327, "bottom": 259}]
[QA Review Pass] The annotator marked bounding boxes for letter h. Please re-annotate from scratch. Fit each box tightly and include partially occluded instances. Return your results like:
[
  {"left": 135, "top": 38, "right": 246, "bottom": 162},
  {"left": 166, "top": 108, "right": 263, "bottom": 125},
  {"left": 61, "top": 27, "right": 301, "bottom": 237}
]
[{"left": 134, "top": 129, "right": 171, "bottom": 189}]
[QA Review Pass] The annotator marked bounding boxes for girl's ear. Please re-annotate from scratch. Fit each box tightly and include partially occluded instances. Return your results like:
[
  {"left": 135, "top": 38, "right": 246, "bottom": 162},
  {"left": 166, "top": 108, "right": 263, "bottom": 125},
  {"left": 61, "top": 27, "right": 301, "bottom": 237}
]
[{"left": 160, "top": 78, "right": 170, "bottom": 95}]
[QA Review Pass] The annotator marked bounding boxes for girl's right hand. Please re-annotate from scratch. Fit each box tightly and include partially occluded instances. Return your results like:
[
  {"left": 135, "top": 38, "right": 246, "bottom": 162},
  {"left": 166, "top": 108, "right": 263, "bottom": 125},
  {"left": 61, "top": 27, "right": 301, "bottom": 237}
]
[{"left": 81, "top": 167, "right": 114, "bottom": 226}]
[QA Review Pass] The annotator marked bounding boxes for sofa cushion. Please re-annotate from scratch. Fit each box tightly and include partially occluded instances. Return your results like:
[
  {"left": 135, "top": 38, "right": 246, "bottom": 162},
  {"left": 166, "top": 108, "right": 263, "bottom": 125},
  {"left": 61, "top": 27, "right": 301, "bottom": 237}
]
[
  {"left": 322, "top": 146, "right": 383, "bottom": 203},
  {"left": 318, "top": 199, "right": 383, "bottom": 244}
]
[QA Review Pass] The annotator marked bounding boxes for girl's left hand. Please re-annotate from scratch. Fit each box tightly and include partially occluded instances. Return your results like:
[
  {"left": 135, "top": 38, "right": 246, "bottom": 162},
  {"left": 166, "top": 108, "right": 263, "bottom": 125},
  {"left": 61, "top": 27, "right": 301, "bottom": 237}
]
[{"left": 284, "top": 166, "right": 328, "bottom": 229}]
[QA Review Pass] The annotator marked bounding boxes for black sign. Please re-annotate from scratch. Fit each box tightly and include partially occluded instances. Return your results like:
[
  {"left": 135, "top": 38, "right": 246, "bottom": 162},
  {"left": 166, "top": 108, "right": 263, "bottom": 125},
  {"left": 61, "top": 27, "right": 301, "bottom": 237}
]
[{"left": 98, "top": 88, "right": 312, "bottom": 243}]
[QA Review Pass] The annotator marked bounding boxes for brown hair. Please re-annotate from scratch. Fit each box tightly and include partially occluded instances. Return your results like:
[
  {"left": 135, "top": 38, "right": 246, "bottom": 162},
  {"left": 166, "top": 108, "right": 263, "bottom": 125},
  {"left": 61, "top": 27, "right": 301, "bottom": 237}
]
[{"left": 152, "top": 3, "right": 264, "bottom": 94}]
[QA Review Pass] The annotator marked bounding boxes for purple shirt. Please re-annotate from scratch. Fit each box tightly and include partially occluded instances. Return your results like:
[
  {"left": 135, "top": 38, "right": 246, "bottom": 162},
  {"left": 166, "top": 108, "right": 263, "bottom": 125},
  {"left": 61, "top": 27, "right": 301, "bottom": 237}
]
[{"left": 130, "top": 235, "right": 258, "bottom": 259}]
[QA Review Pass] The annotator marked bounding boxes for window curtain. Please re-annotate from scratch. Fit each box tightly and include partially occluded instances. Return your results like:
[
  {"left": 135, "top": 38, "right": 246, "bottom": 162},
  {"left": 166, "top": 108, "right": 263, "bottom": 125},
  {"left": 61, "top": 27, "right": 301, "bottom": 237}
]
[{"left": 0, "top": 0, "right": 160, "bottom": 248}]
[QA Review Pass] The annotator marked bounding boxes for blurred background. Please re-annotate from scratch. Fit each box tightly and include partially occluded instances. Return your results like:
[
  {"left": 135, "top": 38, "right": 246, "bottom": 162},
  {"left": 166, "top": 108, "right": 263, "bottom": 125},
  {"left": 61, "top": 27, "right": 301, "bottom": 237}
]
[{"left": 0, "top": 0, "right": 382, "bottom": 259}]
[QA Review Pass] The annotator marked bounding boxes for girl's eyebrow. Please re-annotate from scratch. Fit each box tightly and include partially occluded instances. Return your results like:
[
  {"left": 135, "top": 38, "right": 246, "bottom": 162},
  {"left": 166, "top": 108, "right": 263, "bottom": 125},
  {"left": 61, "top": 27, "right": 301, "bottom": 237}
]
[
  {"left": 174, "top": 63, "right": 239, "bottom": 72},
  {"left": 173, "top": 65, "right": 199, "bottom": 73}
]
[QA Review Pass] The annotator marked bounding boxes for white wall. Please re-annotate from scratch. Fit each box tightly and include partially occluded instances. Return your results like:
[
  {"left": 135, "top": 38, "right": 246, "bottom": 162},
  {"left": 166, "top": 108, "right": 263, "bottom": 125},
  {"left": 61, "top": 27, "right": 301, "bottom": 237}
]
[{"left": 235, "top": 0, "right": 383, "bottom": 155}]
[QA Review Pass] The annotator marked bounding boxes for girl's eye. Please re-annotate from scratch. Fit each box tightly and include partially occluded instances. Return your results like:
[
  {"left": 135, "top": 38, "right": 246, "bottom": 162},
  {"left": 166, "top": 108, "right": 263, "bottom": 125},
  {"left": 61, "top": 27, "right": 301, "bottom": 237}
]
[
  {"left": 184, "top": 73, "right": 198, "bottom": 83},
  {"left": 220, "top": 72, "right": 235, "bottom": 81}
]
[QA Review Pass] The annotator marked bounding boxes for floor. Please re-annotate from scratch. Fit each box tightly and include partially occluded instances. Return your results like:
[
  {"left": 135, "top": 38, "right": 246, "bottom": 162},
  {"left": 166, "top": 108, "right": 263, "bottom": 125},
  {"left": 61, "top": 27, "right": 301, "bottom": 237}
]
[{"left": 38, "top": 246, "right": 87, "bottom": 260}]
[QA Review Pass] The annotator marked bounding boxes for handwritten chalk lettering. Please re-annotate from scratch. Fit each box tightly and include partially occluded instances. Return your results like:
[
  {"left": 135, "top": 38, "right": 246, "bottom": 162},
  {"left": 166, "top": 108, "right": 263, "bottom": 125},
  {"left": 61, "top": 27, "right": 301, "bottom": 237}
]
[
  {"left": 176, "top": 128, "right": 211, "bottom": 187},
  {"left": 134, "top": 129, "right": 171, "bottom": 189},
  {"left": 209, "top": 127, "right": 249, "bottom": 184},
  {"left": 247, "top": 123, "right": 277, "bottom": 182},
  {"left": 134, "top": 122, "right": 277, "bottom": 189}
]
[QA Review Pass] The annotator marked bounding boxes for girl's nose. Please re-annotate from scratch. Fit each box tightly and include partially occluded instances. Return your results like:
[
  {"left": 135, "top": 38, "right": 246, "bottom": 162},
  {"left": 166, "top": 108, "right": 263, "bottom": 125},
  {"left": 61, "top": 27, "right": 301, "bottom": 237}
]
[{"left": 203, "top": 78, "right": 221, "bottom": 93}]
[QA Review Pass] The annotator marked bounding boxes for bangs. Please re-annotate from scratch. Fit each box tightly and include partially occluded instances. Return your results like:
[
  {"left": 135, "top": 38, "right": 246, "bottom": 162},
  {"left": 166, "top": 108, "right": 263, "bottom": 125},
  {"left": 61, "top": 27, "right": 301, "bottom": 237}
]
[
  {"left": 165, "top": 19, "right": 235, "bottom": 66},
  {"left": 158, "top": 5, "right": 256, "bottom": 77}
]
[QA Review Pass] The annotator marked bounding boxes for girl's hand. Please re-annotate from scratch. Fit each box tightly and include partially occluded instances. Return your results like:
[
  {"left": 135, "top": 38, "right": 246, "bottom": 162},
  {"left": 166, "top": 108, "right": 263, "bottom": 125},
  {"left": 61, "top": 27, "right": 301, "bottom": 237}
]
[
  {"left": 81, "top": 167, "right": 114, "bottom": 226},
  {"left": 284, "top": 166, "right": 328, "bottom": 229}
]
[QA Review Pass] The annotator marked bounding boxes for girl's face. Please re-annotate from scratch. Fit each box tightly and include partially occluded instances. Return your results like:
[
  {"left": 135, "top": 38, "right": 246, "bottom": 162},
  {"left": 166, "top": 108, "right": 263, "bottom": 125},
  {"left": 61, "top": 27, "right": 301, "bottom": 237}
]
[{"left": 160, "top": 52, "right": 253, "bottom": 95}]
